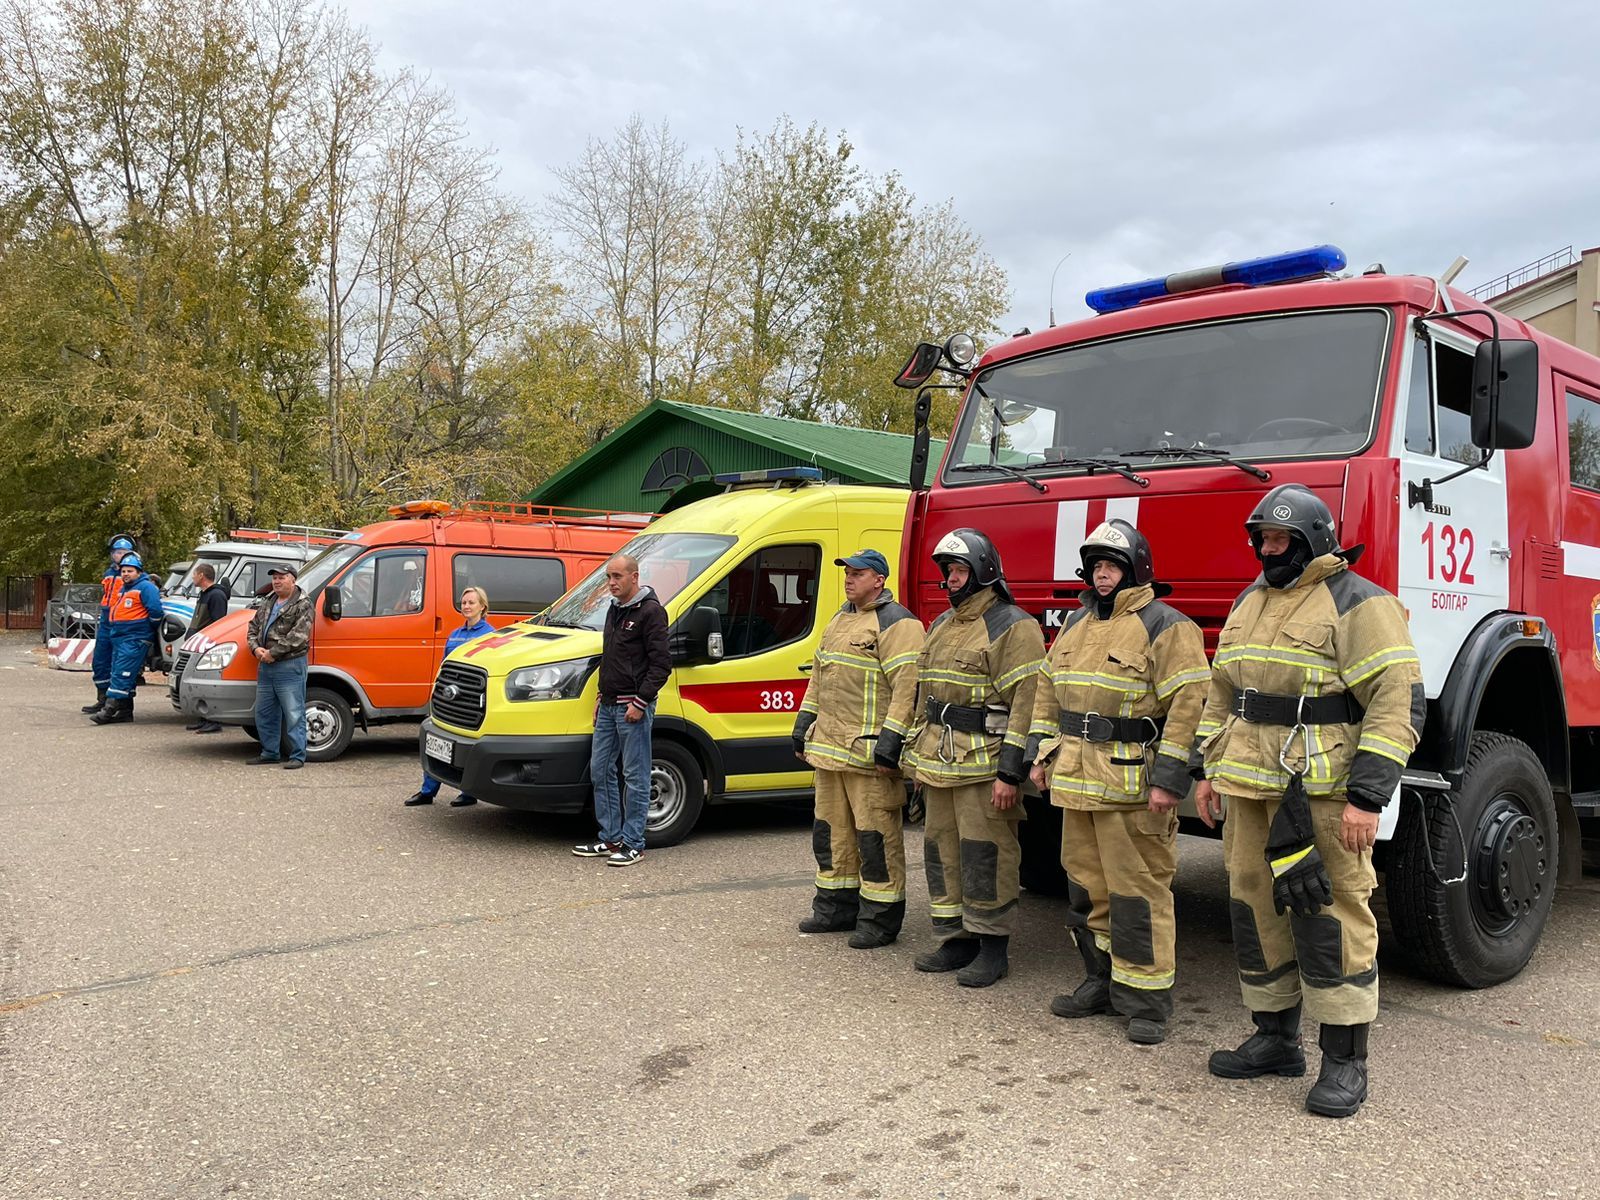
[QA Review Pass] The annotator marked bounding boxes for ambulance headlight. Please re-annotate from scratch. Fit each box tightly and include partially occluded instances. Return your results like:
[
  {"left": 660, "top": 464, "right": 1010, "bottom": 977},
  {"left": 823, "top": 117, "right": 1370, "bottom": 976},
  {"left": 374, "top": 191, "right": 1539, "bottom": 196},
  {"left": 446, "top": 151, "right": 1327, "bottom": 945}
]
[
  {"left": 194, "top": 643, "right": 237, "bottom": 671},
  {"left": 505, "top": 657, "right": 599, "bottom": 702}
]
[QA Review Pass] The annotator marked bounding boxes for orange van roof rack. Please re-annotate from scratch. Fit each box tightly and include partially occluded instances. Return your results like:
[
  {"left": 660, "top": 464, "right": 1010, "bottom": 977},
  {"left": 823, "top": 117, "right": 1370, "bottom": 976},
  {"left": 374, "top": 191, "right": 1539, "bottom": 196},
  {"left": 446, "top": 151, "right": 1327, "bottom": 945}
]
[
  {"left": 229, "top": 523, "right": 353, "bottom": 546},
  {"left": 386, "top": 499, "right": 656, "bottom": 530}
]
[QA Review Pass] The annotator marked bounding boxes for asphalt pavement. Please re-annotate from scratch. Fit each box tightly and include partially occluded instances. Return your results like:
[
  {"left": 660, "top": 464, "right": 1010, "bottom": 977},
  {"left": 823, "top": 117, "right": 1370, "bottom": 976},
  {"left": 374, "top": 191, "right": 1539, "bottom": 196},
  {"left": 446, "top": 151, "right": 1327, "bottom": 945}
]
[{"left": 3, "top": 632, "right": 1598, "bottom": 1199}]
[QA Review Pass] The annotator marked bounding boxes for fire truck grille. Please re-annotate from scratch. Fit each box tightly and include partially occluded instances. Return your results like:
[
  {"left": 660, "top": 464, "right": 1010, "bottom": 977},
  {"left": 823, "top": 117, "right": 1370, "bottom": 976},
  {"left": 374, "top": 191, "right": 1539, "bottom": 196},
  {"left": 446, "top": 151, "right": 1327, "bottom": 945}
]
[{"left": 432, "top": 662, "right": 489, "bottom": 731}]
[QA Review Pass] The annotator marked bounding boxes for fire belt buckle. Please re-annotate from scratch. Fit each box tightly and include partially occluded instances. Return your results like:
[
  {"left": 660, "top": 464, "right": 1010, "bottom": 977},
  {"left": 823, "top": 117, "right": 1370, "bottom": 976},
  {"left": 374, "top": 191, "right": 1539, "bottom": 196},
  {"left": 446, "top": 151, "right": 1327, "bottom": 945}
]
[
  {"left": 1234, "top": 687, "right": 1258, "bottom": 721},
  {"left": 1080, "top": 711, "right": 1112, "bottom": 742}
]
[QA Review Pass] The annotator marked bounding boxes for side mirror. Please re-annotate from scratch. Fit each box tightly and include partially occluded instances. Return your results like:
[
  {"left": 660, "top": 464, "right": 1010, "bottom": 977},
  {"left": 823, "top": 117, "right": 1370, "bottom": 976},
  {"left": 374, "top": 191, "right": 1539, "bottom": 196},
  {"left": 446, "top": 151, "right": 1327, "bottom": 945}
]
[
  {"left": 909, "top": 387, "right": 934, "bottom": 491},
  {"left": 670, "top": 605, "right": 724, "bottom": 664},
  {"left": 323, "top": 585, "right": 343, "bottom": 620},
  {"left": 894, "top": 342, "right": 943, "bottom": 390},
  {"left": 1471, "top": 338, "right": 1538, "bottom": 451}
]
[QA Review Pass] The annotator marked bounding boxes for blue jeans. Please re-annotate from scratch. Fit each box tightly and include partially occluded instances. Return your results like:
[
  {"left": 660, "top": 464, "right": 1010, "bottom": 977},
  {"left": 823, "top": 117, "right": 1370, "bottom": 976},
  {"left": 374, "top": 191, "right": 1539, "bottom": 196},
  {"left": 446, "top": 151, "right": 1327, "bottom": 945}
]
[
  {"left": 107, "top": 637, "right": 151, "bottom": 700},
  {"left": 590, "top": 700, "right": 654, "bottom": 851},
  {"left": 256, "top": 656, "right": 308, "bottom": 763}
]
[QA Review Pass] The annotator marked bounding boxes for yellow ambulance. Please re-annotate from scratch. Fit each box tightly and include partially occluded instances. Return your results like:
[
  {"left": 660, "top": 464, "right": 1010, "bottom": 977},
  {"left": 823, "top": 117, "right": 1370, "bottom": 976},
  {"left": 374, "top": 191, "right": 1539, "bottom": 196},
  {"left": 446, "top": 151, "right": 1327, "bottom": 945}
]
[{"left": 419, "top": 469, "right": 911, "bottom": 845}]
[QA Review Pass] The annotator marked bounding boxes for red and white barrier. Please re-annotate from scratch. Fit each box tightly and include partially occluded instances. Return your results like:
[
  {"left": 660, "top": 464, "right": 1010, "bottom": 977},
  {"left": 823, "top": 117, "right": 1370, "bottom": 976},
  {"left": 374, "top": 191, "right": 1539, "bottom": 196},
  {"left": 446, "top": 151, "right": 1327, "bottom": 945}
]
[{"left": 46, "top": 637, "right": 96, "bottom": 671}]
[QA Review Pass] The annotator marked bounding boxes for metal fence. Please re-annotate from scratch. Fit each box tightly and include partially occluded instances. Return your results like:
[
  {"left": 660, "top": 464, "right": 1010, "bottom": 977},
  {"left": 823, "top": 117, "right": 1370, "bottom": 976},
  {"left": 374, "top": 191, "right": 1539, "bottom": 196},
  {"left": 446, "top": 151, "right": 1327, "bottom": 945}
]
[{"left": 1467, "top": 246, "right": 1577, "bottom": 302}]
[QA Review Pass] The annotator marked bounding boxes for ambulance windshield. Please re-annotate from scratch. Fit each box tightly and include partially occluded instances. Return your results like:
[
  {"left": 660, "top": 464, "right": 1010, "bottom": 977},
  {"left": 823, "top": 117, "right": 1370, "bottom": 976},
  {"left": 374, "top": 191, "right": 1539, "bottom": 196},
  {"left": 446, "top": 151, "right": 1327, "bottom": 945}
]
[
  {"left": 541, "top": 532, "right": 736, "bottom": 630},
  {"left": 944, "top": 309, "right": 1390, "bottom": 481}
]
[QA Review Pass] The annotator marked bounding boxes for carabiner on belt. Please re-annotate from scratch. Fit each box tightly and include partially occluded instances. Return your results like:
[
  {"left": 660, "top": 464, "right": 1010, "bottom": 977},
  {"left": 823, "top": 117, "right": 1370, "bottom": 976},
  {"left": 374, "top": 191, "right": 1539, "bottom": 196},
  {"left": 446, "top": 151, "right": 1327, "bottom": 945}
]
[
  {"left": 1277, "top": 695, "right": 1309, "bottom": 774},
  {"left": 936, "top": 701, "right": 957, "bottom": 764}
]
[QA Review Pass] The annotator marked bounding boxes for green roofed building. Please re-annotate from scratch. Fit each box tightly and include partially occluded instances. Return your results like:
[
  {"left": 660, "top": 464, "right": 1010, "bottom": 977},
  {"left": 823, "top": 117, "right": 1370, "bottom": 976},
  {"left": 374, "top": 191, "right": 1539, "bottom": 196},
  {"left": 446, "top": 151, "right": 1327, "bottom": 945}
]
[{"left": 529, "top": 399, "right": 945, "bottom": 513}]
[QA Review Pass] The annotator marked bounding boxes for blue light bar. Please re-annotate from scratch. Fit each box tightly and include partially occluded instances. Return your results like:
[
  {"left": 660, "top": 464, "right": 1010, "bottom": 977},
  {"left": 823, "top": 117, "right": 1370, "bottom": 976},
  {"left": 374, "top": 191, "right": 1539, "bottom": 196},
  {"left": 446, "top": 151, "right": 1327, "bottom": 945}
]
[
  {"left": 1085, "top": 245, "right": 1348, "bottom": 315},
  {"left": 713, "top": 465, "right": 824, "bottom": 485}
]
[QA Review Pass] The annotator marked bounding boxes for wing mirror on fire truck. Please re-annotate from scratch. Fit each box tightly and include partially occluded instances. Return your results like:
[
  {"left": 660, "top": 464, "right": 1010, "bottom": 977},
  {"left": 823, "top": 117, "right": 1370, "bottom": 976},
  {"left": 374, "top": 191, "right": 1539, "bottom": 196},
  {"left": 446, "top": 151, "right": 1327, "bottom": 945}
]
[
  {"left": 1408, "top": 311, "right": 1540, "bottom": 508},
  {"left": 1469, "top": 337, "right": 1538, "bottom": 452},
  {"left": 894, "top": 342, "right": 943, "bottom": 390}
]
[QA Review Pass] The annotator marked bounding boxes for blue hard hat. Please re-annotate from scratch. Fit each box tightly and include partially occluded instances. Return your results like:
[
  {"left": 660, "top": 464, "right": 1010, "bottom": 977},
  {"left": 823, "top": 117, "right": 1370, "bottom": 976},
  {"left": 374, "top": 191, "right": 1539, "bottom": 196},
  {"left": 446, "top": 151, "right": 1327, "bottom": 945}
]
[
  {"left": 109, "top": 535, "right": 135, "bottom": 553},
  {"left": 119, "top": 552, "right": 144, "bottom": 571}
]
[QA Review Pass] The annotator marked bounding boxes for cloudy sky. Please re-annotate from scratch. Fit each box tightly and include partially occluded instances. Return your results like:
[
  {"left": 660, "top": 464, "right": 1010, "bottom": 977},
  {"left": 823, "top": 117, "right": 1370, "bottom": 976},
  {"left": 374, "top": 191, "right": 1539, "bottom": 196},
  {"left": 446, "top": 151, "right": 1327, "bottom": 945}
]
[{"left": 343, "top": 0, "right": 1600, "bottom": 332}]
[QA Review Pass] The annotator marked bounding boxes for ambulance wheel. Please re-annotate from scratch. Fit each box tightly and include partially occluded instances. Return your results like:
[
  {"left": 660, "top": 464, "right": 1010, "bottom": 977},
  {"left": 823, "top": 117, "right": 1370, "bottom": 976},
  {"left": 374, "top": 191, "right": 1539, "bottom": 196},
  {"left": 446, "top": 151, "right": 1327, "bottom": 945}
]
[
  {"left": 1387, "top": 732, "right": 1556, "bottom": 988},
  {"left": 644, "top": 741, "right": 704, "bottom": 849},
  {"left": 304, "top": 688, "right": 355, "bottom": 762},
  {"left": 1019, "top": 791, "right": 1070, "bottom": 895}
]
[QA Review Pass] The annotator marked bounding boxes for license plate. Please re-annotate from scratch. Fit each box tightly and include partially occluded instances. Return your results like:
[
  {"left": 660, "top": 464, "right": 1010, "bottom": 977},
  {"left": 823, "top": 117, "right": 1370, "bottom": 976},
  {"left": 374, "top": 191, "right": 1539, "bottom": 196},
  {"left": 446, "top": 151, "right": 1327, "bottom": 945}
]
[{"left": 424, "top": 732, "right": 454, "bottom": 764}]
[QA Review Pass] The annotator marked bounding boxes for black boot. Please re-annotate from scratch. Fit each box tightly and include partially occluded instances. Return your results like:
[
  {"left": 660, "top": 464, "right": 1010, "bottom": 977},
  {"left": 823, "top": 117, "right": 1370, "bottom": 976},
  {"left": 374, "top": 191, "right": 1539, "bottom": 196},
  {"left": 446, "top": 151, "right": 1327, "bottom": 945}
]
[
  {"left": 1208, "top": 1004, "right": 1307, "bottom": 1079},
  {"left": 90, "top": 698, "right": 132, "bottom": 726},
  {"left": 1051, "top": 928, "right": 1113, "bottom": 1018},
  {"left": 956, "top": 935, "right": 1009, "bottom": 987},
  {"left": 848, "top": 899, "right": 904, "bottom": 949},
  {"left": 799, "top": 887, "right": 859, "bottom": 934},
  {"left": 914, "top": 937, "right": 980, "bottom": 973},
  {"left": 1305, "top": 1023, "right": 1369, "bottom": 1118},
  {"left": 82, "top": 687, "right": 107, "bottom": 714}
]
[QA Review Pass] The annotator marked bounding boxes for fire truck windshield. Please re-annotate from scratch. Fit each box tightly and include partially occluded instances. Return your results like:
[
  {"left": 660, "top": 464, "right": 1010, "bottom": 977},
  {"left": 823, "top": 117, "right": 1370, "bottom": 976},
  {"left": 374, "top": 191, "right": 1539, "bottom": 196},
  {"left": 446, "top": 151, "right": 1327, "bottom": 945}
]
[{"left": 943, "top": 309, "right": 1390, "bottom": 482}]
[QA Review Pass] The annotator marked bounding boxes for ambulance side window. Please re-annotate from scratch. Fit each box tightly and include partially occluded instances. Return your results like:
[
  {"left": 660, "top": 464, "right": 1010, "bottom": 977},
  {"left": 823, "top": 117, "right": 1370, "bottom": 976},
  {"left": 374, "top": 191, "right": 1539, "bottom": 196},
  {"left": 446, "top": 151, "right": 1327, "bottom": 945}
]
[{"left": 702, "top": 544, "right": 821, "bottom": 658}]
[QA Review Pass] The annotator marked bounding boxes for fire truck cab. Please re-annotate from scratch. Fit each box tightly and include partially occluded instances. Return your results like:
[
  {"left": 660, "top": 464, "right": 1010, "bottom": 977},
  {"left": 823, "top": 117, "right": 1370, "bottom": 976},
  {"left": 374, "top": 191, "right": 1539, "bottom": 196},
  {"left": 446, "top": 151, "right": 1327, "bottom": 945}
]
[{"left": 898, "top": 246, "right": 1600, "bottom": 988}]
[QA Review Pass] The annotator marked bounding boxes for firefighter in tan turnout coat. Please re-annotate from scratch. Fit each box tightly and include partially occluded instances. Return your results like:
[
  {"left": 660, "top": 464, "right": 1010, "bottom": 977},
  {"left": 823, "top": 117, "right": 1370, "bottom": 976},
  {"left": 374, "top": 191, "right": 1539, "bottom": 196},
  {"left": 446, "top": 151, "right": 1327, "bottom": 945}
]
[
  {"left": 1026, "top": 520, "right": 1209, "bottom": 1044},
  {"left": 902, "top": 529, "right": 1045, "bottom": 989},
  {"left": 792, "top": 549, "right": 924, "bottom": 948},
  {"left": 1192, "top": 484, "right": 1422, "bottom": 1119}
]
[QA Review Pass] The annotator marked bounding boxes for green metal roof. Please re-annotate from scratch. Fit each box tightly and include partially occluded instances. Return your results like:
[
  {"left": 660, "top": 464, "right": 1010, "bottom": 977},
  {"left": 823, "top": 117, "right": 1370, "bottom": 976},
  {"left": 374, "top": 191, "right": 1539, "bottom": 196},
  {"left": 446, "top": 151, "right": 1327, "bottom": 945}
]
[{"left": 530, "top": 399, "right": 945, "bottom": 505}]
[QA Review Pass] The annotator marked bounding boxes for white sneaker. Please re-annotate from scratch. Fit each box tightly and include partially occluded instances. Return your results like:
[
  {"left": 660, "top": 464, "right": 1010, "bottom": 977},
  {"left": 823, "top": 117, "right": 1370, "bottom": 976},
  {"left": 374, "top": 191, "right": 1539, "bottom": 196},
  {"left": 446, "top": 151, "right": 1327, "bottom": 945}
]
[
  {"left": 606, "top": 847, "right": 644, "bottom": 867},
  {"left": 572, "top": 840, "right": 615, "bottom": 858}
]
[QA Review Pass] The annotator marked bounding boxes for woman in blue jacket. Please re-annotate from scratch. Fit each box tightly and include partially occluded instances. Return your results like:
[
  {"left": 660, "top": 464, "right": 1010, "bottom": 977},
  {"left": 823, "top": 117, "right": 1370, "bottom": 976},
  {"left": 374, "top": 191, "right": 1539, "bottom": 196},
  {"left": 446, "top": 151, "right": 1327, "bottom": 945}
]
[{"left": 406, "top": 587, "right": 495, "bottom": 807}]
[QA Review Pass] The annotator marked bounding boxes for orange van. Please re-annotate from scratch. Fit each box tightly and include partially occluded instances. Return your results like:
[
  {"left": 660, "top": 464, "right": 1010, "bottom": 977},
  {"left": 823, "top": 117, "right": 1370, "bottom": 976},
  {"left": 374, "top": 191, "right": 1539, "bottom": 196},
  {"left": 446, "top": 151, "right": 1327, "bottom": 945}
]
[{"left": 171, "top": 501, "right": 648, "bottom": 759}]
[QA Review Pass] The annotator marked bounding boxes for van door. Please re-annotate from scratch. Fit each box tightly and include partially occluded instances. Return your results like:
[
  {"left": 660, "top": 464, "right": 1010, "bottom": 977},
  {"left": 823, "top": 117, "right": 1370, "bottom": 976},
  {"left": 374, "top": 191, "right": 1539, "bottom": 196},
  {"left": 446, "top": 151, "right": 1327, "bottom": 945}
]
[
  {"left": 1557, "top": 376, "right": 1600, "bottom": 727},
  {"left": 318, "top": 547, "right": 434, "bottom": 710},
  {"left": 1396, "top": 331, "right": 1513, "bottom": 697},
  {"left": 676, "top": 540, "right": 824, "bottom": 794}
]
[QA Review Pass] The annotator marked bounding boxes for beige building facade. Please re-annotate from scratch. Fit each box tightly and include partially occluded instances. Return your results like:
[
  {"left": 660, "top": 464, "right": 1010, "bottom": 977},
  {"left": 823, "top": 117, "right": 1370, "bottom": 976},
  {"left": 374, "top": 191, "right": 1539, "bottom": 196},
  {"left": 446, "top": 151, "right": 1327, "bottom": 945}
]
[{"left": 1473, "top": 245, "right": 1600, "bottom": 356}]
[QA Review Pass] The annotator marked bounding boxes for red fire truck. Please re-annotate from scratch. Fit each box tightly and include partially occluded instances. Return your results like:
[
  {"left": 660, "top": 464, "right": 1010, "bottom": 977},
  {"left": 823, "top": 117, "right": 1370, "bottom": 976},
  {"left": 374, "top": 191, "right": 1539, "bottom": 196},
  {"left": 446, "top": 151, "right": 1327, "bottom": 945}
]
[{"left": 894, "top": 245, "right": 1599, "bottom": 988}]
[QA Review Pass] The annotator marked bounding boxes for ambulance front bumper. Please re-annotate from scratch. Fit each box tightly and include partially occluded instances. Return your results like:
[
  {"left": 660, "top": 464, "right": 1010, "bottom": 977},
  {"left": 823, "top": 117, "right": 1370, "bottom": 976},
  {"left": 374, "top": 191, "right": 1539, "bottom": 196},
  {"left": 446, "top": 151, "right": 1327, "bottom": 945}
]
[{"left": 419, "top": 718, "right": 592, "bottom": 812}]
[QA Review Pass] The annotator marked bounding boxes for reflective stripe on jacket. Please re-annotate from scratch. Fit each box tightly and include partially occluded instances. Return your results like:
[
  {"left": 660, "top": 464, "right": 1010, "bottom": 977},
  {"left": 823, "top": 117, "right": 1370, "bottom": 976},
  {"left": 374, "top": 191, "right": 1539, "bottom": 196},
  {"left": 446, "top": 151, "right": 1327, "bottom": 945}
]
[
  {"left": 98, "top": 567, "right": 124, "bottom": 624},
  {"left": 903, "top": 588, "right": 1046, "bottom": 787},
  {"left": 1189, "top": 554, "right": 1423, "bottom": 806},
  {"left": 1026, "top": 583, "right": 1209, "bottom": 809},
  {"left": 797, "top": 589, "right": 924, "bottom": 774}
]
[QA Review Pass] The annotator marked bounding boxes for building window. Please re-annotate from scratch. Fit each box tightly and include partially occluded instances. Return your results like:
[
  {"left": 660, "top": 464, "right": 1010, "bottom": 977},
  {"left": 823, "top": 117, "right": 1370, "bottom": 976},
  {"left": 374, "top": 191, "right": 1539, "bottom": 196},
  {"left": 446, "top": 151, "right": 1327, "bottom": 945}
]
[{"left": 642, "top": 446, "right": 711, "bottom": 493}]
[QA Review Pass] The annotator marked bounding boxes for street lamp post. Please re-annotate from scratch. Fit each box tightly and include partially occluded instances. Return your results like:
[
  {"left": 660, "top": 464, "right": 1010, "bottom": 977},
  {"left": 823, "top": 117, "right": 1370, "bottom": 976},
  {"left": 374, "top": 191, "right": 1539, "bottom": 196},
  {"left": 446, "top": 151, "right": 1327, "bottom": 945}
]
[{"left": 1049, "top": 252, "right": 1073, "bottom": 327}]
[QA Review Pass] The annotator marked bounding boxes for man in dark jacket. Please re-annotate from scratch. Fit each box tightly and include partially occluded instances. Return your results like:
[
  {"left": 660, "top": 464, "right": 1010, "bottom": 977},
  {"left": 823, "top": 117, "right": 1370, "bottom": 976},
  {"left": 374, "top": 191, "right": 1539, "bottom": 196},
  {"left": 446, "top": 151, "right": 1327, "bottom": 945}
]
[
  {"left": 573, "top": 553, "right": 670, "bottom": 866},
  {"left": 244, "top": 564, "right": 314, "bottom": 769},
  {"left": 185, "top": 562, "right": 231, "bottom": 734}
]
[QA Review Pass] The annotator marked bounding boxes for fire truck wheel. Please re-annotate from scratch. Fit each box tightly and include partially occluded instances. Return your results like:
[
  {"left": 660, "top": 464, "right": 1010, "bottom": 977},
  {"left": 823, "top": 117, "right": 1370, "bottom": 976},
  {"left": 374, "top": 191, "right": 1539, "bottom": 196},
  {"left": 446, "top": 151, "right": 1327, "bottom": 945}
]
[
  {"left": 643, "top": 740, "right": 705, "bottom": 849},
  {"left": 1018, "top": 791, "right": 1070, "bottom": 895},
  {"left": 1387, "top": 732, "right": 1557, "bottom": 988},
  {"left": 304, "top": 687, "right": 355, "bottom": 762}
]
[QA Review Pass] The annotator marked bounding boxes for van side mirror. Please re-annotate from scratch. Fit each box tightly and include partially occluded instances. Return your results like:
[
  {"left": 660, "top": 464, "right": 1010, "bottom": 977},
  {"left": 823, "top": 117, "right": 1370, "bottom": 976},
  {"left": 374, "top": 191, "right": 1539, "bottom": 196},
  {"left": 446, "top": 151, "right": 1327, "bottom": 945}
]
[
  {"left": 323, "top": 585, "right": 343, "bottom": 621},
  {"left": 1471, "top": 337, "right": 1538, "bottom": 451},
  {"left": 894, "top": 342, "right": 943, "bottom": 390},
  {"left": 671, "top": 605, "right": 724, "bottom": 664}
]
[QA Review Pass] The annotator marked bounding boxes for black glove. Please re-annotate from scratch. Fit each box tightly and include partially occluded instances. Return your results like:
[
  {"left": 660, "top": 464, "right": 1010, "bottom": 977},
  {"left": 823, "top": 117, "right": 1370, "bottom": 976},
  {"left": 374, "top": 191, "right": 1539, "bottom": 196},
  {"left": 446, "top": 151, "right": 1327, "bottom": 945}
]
[
  {"left": 791, "top": 711, "right": 817, "bottom": 757},
  {"left": 873, "top": 728, "right": 905, "bottom": 771},
  {"left": 1264, "top": 774, "right": 1333, "bottom": 917}
]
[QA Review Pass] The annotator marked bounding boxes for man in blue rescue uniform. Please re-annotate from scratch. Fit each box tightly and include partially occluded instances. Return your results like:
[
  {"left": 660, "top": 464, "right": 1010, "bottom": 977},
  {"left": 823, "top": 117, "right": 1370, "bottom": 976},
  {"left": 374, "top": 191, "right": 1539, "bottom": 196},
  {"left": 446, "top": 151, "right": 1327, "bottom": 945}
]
[
  {"left": 91, "top": 552, "right": 164, "bottom": 725},
  {"left": 83, "top": 534, "right": 137, "bottom": 717}
]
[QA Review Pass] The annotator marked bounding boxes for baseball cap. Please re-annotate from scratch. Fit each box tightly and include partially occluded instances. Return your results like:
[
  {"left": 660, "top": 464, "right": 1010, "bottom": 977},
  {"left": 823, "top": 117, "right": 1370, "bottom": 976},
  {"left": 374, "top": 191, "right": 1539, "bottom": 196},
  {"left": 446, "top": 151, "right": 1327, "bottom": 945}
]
[
  {"left": 834, "top": 549, "right": 889, "bottom": 576},
  {"left": 267, "top": 564, "right": 299, "bottom": 577}
]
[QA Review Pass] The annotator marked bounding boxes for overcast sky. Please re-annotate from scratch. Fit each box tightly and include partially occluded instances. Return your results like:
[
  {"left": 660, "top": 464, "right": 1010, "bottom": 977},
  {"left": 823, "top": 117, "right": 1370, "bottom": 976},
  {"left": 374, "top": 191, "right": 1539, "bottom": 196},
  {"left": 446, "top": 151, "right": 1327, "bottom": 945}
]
[{"left": 343, "top": 0, "right": 1600, "bottom": 333}]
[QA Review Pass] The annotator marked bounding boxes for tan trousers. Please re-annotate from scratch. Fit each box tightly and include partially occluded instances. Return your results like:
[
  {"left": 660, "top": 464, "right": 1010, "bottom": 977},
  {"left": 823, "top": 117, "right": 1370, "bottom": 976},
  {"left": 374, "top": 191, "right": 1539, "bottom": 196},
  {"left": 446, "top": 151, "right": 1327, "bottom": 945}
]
[
  {"left": 813, "top": 769, "right": 906, "bottom": 906},
  {"left": 1060, "top": 806, "right": 1178, "bottom": 1022},
  {"left": 922, "top": 782, "right": 1023, "bottom": 938},
  {"left": 1221, "top": 791, "right": 1379, "bottom": 1025}
]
